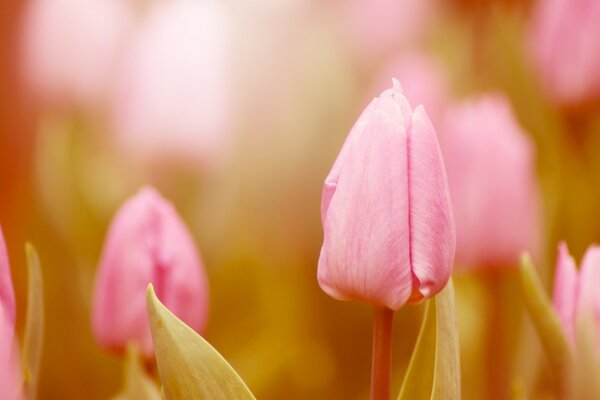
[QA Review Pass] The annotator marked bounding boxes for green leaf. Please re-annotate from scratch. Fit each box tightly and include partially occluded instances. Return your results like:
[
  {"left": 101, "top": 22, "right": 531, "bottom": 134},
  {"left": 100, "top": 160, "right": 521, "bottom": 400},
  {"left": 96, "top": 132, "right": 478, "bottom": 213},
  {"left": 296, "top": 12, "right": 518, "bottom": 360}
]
[
  {"left": 21, "top": 243, "right": 45, "bottom": 400},
  {"left": 113, "top": 345, "right": 161, "bottom": 400},
  {"left": 146, "top": 285, "right": 256, "bottom": 400},
  {"left": 518, "top": 253, "right": 572, "bottom": 397},
  {"left": 398, "top": 280, "right": 460, "bottom": 400}
]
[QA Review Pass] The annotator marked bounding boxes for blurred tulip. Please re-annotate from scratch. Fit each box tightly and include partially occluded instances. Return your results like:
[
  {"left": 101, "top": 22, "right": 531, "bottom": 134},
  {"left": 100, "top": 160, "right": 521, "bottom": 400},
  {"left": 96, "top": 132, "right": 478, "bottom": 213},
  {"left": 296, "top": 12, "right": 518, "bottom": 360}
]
[
  {"left": 552, "top": 242, "right": 578, "bottom": 344},
  {"left": 552, "top": 243, "right": 600, "bottom": 347},
  {"left": 112, "top": 0, "right": 234, "bottom": 168},
  {"left": 318, "top": 81, "right": 455, "bottom": 310},
  {"left": 370, "top": 52, "right": 450, "bottom": 125},
  {"left": 337, "top": 0, "right": 438, "bottom": 65},
  {"left": 20, "top": 0, "right": 133, "bottom": 109},
  {"left": 92, "top": 187, "right": 209, "bottom": 357},
  {"left": 0, "top": 228, "right": 19, "bottom": 399},
  {"left": 440, "top": 94, "right": 541, "bottom": 269},
  {"left": 528, "top": 0, "right": 600, "bottom": 105}
]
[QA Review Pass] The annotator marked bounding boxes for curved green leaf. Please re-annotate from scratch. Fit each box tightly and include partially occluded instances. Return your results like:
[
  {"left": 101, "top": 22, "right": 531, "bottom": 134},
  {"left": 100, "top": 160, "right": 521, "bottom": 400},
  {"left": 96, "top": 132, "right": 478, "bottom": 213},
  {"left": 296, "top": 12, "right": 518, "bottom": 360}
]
[
  {"left": 398, "top": 280, "right": 460, "bottom": 400},
  {"left": 113, "top": 345, "right": 161, "bottom": 400},
  {"left": 21, "top": 243, "right": 45, "bottom": 400},
  {"left": 146, "top": 285, "right": 256, "bottom": 400},
  {"left": 518, "top": 253, "right": 572, "bottom": 397}
]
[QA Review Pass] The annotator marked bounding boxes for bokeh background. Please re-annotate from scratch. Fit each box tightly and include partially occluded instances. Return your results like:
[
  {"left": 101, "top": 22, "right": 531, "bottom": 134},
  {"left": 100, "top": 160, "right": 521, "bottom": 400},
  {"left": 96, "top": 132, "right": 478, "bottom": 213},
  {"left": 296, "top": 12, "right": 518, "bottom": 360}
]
[{"left": 1, "top": 0, "right": 600, "bottom": 398}]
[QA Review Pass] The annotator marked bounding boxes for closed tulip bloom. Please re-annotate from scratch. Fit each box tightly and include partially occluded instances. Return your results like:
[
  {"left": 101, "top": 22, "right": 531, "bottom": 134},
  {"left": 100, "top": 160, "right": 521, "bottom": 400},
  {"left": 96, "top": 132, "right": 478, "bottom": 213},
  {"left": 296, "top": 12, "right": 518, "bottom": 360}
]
[
  {"left": 92, "top": 187, "right": 209, "bottom": 357},
  {"left": 20, "top": 0, "right": 132, "bottom": 109},
  {"left": 440, "top": 94, "right": 541, "bottom": 269},
  {"left": 318, "top": 80, "right": 455, "bottom": 310},
  {"left": 112, "top": 0, "right": 233, "bottom": 168},
  {"left": 528, "top": 0, "right": 600, "bottom": 105},
  {"left": 552, "top": 243, "right": 600, "bottom": 346},
  {"left": 0, "top": 228, "right": 19, "bottom": 399}
]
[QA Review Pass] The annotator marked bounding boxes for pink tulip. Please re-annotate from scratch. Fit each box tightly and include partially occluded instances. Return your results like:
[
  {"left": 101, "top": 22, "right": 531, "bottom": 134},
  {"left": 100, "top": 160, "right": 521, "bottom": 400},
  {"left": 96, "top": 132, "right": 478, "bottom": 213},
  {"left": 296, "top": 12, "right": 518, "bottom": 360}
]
[
  {"left": 369, "top": 52, "right": 450, "bottom": 125},
  {"left": 440, "top": 94, "right": 541, "bottom": 269},
  {"left": 318, "top": 80, "right": 455, "bottom": 310},
  {"left": 528, "top": 0, "right": 600, "bottom": 105},
  {"left": 92, "top": 187, "right": 209, "bottom": 357},
  {"left": 0, "top": 228, "right": 19, "bottom": 399},
  {"left": 20, "top": 0, "right": 133, "bottom": 109},
  {"left": 338, "top": 0, "right": 438, "bottom": 65},
  {"left": 112, "top": 0, "right": 234, "bottom": 168},
  {"left": 552, "top": 243, "right": 600, "bottom": 347}
]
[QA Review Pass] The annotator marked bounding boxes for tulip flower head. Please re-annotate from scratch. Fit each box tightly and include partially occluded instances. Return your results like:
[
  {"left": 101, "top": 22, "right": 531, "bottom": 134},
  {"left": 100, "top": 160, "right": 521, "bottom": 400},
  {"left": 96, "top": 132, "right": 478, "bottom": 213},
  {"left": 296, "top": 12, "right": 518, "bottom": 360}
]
[
  {"left": 318, "top": 80, "right": 455, "bottom": 310},
  {"left": 92, "top": 187, "right": 209, "bottom": 357},
  {"left": 0, "top": 228, "right": 19, "bottom": 399},
  {"left": 553, "top": 242, "right": 600, "bottom": 347},
  {"left": 528, "top": 0, "right": 600, "bottom": 105},
  {"left": 112, "top": 0, "right": 234, "bottom": 168},
  {"left": 440, "top": 94, "right": 541, "bottom": 269},
  {"left": 20, "top": 0, "right": 133, "bottom": 109}
]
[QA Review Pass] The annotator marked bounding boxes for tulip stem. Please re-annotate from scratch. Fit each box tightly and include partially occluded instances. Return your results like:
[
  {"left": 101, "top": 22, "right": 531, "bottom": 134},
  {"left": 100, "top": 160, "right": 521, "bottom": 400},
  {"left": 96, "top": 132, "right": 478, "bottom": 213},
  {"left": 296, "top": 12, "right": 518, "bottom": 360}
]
[{"left": 371, "top": 307, "right": 394, "bottom": 400}]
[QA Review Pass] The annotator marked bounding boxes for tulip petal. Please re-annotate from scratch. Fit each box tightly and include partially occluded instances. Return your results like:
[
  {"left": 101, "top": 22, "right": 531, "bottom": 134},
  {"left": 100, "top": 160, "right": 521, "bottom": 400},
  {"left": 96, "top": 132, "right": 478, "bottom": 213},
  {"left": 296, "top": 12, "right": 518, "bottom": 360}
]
[
  {"left": 407, "top": 106, "right": 455, "bottom": 301},
  {"left": 0, "top": 227, "right": 18, "bottom": 399},
  {"left": 318, "top": 109, "right": 413, "bottom": 310},
  {"left": 576, "top": 245, "right": 600, "bottom": 345},
  {"left": 552, "top": 242, "right": 578, "bottom": 344},
  {"left": 146, "top": 285, "right": 255, "bottom": 400}
]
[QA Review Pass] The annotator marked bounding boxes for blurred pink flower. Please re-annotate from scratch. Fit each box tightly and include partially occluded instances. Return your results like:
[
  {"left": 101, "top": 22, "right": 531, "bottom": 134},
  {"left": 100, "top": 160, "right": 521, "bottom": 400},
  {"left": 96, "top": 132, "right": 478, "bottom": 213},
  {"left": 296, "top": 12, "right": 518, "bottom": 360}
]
[
  {"left": 20, "top": 0, "right": 133, "bottom": 109},
  {"left": 318, "top": 81, "right": 455, "bottom": 310},
  {"left": 92, "top": 187, "right": 209, "bottom": 357},
  {"left": 528, "top": 0, "right": 600, "bottom": 105},
  {"left": 440, "top": 94, "right": 541, "bottom": 269},
  {"left": 112, "top": 0, "right": 234, "bottom": 168},
  {"left": 369, "top": 52, "right": 450, "bottom": 125},
  {"left": 552, "top": 242, "right": 600, "bottom": 347},
  {"left": 338, "top": 0, "right": 438, "bottom": 65},
  {"left": 0, "top": 228, "right": 20, "bottom": 400}
]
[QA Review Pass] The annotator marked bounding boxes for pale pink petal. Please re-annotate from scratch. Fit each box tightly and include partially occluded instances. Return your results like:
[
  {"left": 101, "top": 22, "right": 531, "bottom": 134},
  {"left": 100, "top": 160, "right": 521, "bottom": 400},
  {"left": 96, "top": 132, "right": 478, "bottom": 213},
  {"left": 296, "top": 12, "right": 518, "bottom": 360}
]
[
  {"left": 576, "top": 244, "right": 600, "bottom": 345},
  {"left": 318, "top": 110, "right": 412, "bottom": 310},
  {"left": 552, "top": 242, "right": 578, "bottom": 344},
  {"left": 407, "top": 106, "right": 455, "bottom": 302},
  {"left": 0, "top": 227, "right": 18, "bottom": 399}
]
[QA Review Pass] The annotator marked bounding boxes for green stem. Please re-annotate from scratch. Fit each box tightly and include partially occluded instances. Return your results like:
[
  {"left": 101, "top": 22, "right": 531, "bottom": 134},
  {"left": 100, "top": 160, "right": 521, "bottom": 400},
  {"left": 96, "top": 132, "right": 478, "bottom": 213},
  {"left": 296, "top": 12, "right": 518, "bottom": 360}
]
[{"left": 371, "top": 307, "right": 394, "bottom": 400}]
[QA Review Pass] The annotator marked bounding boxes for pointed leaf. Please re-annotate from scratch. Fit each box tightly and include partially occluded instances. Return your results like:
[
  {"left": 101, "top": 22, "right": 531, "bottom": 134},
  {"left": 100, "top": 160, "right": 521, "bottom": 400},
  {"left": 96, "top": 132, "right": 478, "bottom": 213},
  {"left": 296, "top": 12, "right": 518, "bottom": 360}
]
[
  {"left": 21, "top": 243, "right": 45, "bottom": 399},
  {"left": 146, "top": 285, "right": 256, "bottom": 400},
  {"left": 518, "top": 253, "right": 572, "bottom": 397},
  {"left": 398, "top": 280, "right": 460, "bottom": 400},
  {"left": 113, "top": 345, "right": 161, "bottom": 400}
]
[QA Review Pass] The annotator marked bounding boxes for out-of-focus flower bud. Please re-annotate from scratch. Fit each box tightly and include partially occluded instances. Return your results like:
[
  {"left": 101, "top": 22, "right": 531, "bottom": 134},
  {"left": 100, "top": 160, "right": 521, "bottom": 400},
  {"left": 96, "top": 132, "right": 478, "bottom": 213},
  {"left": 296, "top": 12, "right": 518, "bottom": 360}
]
[
  {"left": 337, "top": 0, "right": 438, "bottom": 65},
  {"left": 0, "top": 228, "right": 19, "bottom": 399},
  {"left": 112, "top": 0, "right": 234, "bottom": 168},
  {"left": 370, "top": 52, "right": 450, "bottom": 125},
  {"left": 552, "top": 242, "right": 578, "bottom": 344},
  {"left": 528, "top": 0, "right": 600, "bottom": 106},
  {"left": 20, "top": 0, "right": 133, "bottom": 109},
  {"left": 440, "top": 94, "right": 541, "bottom": 269},
  {"left": 318, "top": 80, "right": 455, "bottom": 310},
  {"left": 92, "top": 187, "right": 209, "bottom": 357},
  {"left": 552, "top": 243, "right": 600, "bottom": 346}
]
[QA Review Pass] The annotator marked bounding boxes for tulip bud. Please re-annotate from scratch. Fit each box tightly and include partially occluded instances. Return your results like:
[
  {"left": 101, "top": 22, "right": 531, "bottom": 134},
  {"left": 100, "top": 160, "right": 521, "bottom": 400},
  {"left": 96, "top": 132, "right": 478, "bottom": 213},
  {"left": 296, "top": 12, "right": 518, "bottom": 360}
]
[
  {"left": 318, "top": 80, "right": 455, "bottom": 310},
  {"left": 0, "top": 227, "right": 19, "bottom": 399},
  {"left": 440, "top": 94, "right": 541, "bottom": 269},
  {"left": 528, "top": 0, "right": 600, "bottom": 105},
  {"left": 552, "top": 243, "right": 600, "bottom": 347},
  {"left": 20, "top": 0, "right": 133, "bottom": 109},
  {"left": 92, "top": 187, "right": 209, "bottom": 357},
  {"left": 552, "top": 242, "right": 578, "bottom": 344},
  {"left": 112, "top": 0, "right": 234, "bottom": 168}
]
